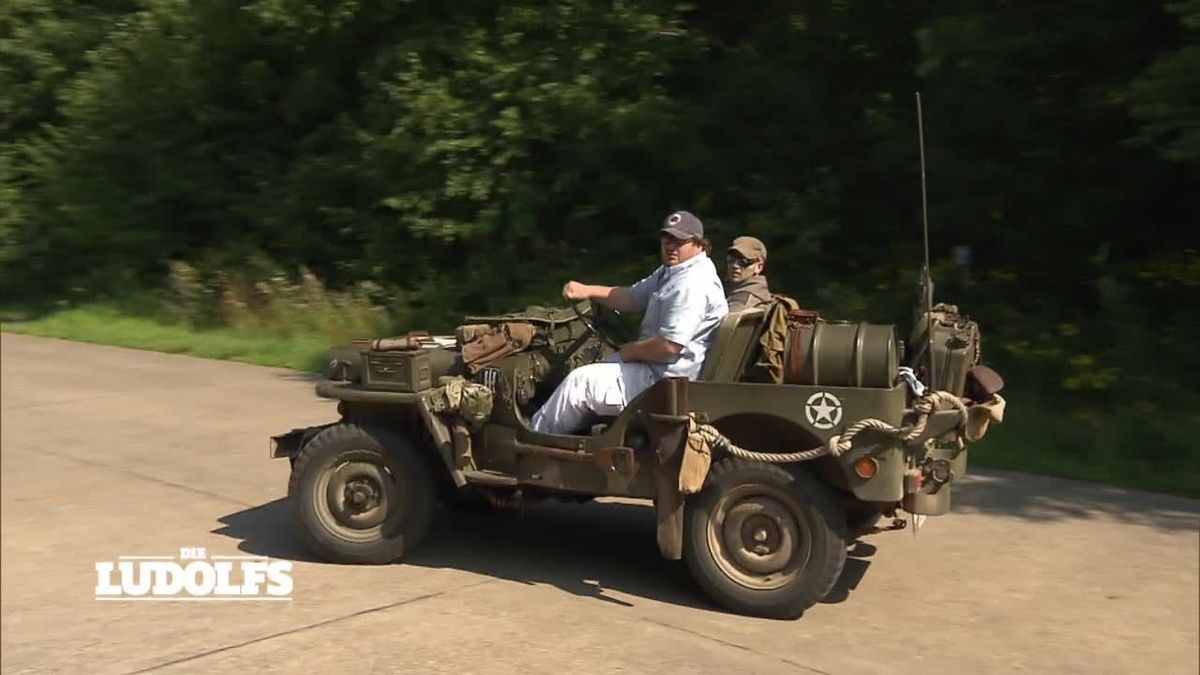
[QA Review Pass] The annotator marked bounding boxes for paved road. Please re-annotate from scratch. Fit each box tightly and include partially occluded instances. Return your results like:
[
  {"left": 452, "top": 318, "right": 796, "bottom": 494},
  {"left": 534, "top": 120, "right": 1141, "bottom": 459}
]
[{"left": 2, "top": 333, "right": 1197, "bottom": 674}]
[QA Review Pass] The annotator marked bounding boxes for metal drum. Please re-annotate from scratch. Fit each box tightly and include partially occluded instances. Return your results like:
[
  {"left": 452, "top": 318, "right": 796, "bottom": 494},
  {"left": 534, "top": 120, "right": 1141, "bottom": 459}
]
[{"left": 784, "top": 321, "right": 899, "bottom": 388}]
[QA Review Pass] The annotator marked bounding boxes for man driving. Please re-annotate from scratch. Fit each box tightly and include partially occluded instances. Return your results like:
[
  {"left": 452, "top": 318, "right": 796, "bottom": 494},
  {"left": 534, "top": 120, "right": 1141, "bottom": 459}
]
[
  {"left": 529, "top": 210, "right": 729, "bottom": 435},
  {"left": 724, "top": 235, "right": 772, "bottom": 311}
]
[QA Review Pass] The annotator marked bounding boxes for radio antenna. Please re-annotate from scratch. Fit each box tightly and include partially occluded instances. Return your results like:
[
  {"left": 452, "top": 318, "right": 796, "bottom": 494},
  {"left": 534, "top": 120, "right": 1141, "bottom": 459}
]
[{"left": 916, "top": 92, "right": 935, "bottom": 385}]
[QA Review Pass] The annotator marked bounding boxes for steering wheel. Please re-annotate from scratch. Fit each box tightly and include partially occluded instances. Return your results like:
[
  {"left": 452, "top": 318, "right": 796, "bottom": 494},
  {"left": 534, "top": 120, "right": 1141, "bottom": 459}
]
[{"left": 572, "top": 300, "right": 623, "bottom": 350}]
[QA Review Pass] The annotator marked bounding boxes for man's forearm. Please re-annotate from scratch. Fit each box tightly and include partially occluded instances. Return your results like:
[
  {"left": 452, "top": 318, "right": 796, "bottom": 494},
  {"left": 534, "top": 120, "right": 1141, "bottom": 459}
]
[
  {"left": 583, "top": 285, "right": 638, "bottom": 313},
  {"left": 619, "top": 335, "right": 681, "bottom": 363}
]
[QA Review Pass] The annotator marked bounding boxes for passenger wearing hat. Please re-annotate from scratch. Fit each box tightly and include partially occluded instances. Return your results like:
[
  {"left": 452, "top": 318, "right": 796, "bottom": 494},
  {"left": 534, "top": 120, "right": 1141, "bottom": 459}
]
[
  {"left": 530, "top": 210, "right": 729, "bottom": 435},
  {"left": 725, "top": 236, "right": 772, "bottom": 311}
]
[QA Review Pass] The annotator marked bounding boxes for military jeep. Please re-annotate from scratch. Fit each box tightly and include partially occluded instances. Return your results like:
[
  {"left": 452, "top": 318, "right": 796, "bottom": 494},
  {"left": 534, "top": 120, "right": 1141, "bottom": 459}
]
[{"left": 270, "top": 292, "right": 1004, "bottom": 619}]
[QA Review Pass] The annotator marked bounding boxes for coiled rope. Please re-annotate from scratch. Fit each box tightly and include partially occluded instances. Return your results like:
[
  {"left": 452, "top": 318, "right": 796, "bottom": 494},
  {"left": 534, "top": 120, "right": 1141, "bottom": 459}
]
[{"left": 691, "top": 389, "right": 969, "bottom": 464}]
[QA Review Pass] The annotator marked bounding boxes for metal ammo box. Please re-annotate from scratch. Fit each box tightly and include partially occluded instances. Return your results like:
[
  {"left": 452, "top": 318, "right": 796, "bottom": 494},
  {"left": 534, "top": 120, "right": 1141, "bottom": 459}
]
[{"left": 362, "top": 350, "right": 434, "bottom": 392}]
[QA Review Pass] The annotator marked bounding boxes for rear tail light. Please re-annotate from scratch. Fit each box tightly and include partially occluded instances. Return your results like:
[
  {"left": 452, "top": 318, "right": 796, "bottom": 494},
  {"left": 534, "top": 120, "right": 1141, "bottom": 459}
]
[{"left": 853, "top": 456, "right": 878, "bottom": 479}]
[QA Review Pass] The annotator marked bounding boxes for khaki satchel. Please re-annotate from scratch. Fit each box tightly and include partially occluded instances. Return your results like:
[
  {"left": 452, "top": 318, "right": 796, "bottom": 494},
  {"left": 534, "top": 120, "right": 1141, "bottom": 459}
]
[
  {"left": 748, "top": 294, "right": 815, "bottom": 383},
  {"left": 454, "top": 322, "right": 536, "bottom": 374}
]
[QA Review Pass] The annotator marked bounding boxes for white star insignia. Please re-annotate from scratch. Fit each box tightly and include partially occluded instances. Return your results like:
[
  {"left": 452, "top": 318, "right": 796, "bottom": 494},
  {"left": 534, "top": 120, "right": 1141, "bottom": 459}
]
[
  {"left": 809, "top": 398, "right": 837, "bottom": 424},
  {"left": 805, "top": 392, "right": 843, "bottom": 429}
]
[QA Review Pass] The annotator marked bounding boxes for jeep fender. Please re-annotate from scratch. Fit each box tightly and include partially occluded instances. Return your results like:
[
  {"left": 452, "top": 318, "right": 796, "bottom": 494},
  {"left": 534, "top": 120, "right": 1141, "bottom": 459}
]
[
  {"left": 269, "top": 423, "right": 336, "bottom": 460},
  {"left": 299, "top": 381, "right": 468, "bottom": 488}
]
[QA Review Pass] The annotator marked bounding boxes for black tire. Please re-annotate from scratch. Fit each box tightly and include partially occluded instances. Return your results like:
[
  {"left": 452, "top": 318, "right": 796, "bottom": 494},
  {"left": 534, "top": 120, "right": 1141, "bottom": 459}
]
[
  {"left": 683, "top": 458, "right": 847, "bottom": 619},
  {"left": 287, "top": 422, "right": 436, "bottom": 564}
]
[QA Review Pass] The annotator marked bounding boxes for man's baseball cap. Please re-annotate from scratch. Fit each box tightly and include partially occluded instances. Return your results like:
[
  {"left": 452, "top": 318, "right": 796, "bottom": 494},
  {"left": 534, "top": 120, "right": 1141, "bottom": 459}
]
[
  {"left": 660, "top": 211, "right": 704, "bottom": 240},
  {"left": 729, "top": 236, "right": 767, "bottom": 262}
]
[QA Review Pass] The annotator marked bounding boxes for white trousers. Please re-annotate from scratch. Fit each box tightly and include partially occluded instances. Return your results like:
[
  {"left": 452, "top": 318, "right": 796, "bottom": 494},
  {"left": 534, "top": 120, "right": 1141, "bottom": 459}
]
[{"left": 529, "top": 354, "right": 658, "bottom": 435}]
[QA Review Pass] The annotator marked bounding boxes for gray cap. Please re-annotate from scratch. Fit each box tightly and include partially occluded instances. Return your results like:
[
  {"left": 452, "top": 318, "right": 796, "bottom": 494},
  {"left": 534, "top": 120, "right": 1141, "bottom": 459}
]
[{"left": 660, "top": 210, "right": 704, "bottom": 240}]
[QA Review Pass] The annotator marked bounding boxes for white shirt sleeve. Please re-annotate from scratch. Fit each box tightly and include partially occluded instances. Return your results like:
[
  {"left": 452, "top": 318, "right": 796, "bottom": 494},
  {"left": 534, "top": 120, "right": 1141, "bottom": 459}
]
[{"left": 655, "top": 283, "right": 707, "bottom": 347}]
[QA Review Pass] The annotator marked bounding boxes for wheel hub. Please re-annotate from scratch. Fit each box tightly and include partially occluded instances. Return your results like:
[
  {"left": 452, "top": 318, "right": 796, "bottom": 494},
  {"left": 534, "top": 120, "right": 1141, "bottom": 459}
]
[
  {"left": 744, "top": 516, "right": 781, "bottom": 556},
  {"left": 313, "top": 457, "right": 399, "bottom": 540},
  {"left": 707, "top": 484, "right": 813, "bottom": 591},
  {"left": 343, "top": 479, "right": 380, "bottom": 513}
]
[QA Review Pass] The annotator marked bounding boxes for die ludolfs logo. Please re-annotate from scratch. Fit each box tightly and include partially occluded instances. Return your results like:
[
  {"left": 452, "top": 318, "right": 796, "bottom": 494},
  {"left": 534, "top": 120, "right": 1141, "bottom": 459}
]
[{"left": 95, "top": 548, "right": 293, "bottom": 601}]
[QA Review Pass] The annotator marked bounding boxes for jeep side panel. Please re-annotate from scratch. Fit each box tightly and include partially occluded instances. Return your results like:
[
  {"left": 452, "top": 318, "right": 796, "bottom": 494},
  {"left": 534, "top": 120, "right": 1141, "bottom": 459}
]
[{"left": 687, "top": 381, "right": 909, "bottom": 502}]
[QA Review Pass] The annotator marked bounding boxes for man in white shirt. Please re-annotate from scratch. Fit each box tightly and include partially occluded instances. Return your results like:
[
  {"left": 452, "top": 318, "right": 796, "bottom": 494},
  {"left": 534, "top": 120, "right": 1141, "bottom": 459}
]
[{"left": 529, "top": 210, "right": 729, "bottom": 435}]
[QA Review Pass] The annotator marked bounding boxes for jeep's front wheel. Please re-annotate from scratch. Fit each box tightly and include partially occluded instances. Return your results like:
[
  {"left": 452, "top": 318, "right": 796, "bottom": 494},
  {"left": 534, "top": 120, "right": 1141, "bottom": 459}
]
[
  {"left": 288, "top": 423, "right": 435, "bottom": 564},
  {"left": 683, "top": 458, "right": 847, "bottom": 619}
]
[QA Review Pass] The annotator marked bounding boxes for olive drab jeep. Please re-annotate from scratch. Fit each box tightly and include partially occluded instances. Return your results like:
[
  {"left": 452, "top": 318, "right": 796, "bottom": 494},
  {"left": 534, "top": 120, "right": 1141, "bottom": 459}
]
[{"left": 269, "top": 288, "right": 1006, "bottom": 619}]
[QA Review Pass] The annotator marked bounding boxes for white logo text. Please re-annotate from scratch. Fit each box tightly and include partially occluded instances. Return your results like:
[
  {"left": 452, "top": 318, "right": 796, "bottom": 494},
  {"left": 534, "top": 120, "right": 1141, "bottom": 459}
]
[{"left": 95, "top": 548, "right": 293, "bottom": 601}]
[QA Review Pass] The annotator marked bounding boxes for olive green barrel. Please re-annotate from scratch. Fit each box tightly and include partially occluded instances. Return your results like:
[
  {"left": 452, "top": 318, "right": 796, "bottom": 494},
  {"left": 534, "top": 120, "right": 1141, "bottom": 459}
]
[{"left": 783, "top": 321, "right": 899, "bottom": 388}]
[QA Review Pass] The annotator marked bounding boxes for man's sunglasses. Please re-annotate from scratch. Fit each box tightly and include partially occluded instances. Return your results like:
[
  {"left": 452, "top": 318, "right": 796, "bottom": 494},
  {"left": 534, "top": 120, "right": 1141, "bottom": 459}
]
[{"left": 726, "top": 254, "right": 756, "bottom": 269}]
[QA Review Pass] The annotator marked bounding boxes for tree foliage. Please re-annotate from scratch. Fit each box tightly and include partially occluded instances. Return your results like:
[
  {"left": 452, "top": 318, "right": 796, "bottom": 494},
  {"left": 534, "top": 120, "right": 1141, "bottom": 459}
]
[{"left": 1, "top": 1, "right": 1196, "bottom": 441}]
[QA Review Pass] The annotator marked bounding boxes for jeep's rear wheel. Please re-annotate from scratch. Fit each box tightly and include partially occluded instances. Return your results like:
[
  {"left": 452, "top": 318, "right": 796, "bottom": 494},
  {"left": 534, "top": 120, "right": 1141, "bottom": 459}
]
[
  {"left": 288, "top": 423, "right": 435, "bottom": 564},
  {"left": 683, "top": 458, "right": 847, "bottom": 619}
]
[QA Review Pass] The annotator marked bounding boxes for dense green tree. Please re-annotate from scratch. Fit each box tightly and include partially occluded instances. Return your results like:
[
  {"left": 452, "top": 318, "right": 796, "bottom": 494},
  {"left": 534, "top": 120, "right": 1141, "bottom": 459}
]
[
  {"left": 0, "top": 1, "right": 1194, "bottom": 445},
  {"left": 1126, "top": 0, "right": 1200, "bottom": 164}
]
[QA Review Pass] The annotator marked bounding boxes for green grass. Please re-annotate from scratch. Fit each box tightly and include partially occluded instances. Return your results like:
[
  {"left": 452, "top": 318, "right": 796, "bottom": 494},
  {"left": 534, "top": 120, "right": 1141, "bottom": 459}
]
[
  {"left": 4, "top": 301, "right": 1197, "bottom": 500},
  {"left": 967, "top": 401, "right": 1200, "bottom": 499},
  {"left": 2, "top": 303, "right": 333, "bottom": 372},
  {"left": 958, "top": 353, "right": 1200, "bottom": 499}
]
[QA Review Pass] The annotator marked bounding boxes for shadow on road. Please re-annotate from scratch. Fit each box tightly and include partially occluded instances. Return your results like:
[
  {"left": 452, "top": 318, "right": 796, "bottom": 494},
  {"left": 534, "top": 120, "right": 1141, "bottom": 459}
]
[
  {"left": 214, "top": 497, "right": 713, "bottom": 612},
  {"left": 954, "top": 468, "right": 1200, "bottom": 533},
  {"left": 213, "top": 496, "right": 881, "bottom": 616},
  {"left": 822, "top": 541, "right": 875, "bottom": 605},
  {"left": 209, "top": 465, "right": 1199, "bottom": 619},
  {"left": 212, "top": 498, "right": 325, "bottom": 563},
  {"left": 407, "top": 500, "right": 713, "bottom": 611}
]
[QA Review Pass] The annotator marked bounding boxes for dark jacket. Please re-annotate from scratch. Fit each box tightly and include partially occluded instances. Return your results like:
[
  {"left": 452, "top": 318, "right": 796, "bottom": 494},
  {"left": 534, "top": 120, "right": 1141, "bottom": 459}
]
[{"left": 726, "top": 275, "right": 772, "bottom": 311}]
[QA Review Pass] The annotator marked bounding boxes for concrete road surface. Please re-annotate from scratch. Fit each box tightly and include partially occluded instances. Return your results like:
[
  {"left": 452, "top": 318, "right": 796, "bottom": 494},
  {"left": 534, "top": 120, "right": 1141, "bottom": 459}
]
[{"left": 2, "top": 333, "right": 1198, "bottom": 674}]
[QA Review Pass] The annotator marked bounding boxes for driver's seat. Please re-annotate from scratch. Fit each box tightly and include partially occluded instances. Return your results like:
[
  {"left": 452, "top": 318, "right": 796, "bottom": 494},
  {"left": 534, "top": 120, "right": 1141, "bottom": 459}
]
[
  {"left": 578, "top": 308, "right": 764, "bottom": 435},
  {"left": 698, "top": 308, "right": 766, "bottom": 382}
]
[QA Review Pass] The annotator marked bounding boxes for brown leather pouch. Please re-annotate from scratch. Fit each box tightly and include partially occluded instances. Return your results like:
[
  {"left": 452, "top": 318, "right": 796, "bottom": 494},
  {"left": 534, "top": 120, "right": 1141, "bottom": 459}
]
[{"left": 783, "top": 310, "right": 820, "bottom": 384}]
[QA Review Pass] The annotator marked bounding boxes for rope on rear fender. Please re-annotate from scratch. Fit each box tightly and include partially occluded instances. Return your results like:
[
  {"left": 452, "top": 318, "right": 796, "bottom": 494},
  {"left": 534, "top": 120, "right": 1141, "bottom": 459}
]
[{"left": 688, "top": 390, "right": 969, "bottom": 463}]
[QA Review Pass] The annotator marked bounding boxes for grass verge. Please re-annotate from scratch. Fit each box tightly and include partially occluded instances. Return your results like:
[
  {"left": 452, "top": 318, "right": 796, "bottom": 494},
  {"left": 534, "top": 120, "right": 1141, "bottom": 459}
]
[
  {"left": 966, "top": 400, "right": 1200, "bottom": 499},
  {"left": 3, "top": 302, "right": 1197, "bottom": 500},
  {"left": 2, "top": 303, "right": 334, "bottom": 372}
]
